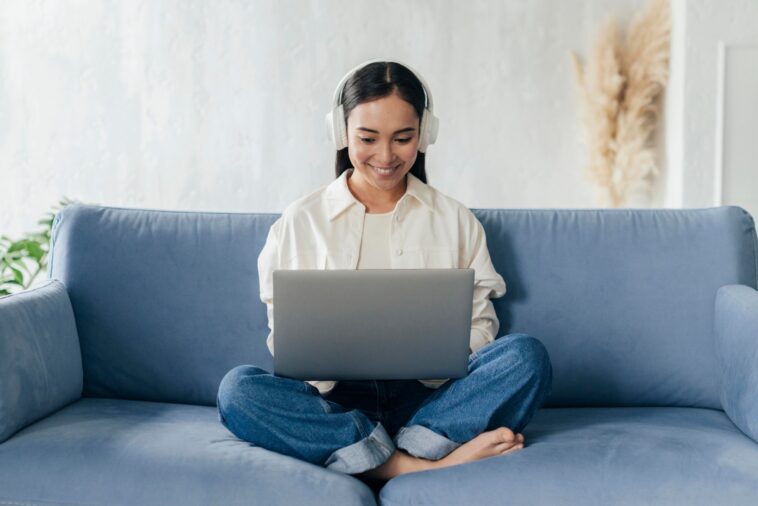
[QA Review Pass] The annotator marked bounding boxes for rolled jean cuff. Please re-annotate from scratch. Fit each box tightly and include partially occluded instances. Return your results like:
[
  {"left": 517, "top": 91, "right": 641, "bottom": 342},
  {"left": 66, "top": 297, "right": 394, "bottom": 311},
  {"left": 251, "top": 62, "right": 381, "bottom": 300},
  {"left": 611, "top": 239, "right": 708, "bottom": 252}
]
[
  {"left": 394, "top": 424, "right": 462, "bottom": 461},
  {"left": 323, "top": 421, "right": 396, "bottom": 474}
]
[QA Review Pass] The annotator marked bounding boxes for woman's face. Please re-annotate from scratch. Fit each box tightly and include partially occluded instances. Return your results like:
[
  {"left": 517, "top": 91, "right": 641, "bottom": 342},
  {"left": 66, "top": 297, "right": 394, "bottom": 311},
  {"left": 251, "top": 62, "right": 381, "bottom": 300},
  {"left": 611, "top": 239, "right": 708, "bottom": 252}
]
[{"left": 346, "top": 92, "right": 420, "bottom": 194}]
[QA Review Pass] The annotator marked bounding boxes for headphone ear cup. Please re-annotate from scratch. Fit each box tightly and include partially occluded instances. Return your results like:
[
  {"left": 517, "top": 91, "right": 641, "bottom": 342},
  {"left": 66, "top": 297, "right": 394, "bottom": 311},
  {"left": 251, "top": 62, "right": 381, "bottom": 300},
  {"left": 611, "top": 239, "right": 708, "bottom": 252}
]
[
  {"left": 325, "top": 105, "right": 348, "bottom": 150},
  {"left": 426, "top": 112, "right": 439, "bottom": 145},
  {"left": 334, "top": 104, "right": 347, "bottom": 150},
  {"left": 418, "top": 111, "right": 429, "bottom": 153},
  {"left": 418, "top": 108, "right": 439, "bottom": 153}
]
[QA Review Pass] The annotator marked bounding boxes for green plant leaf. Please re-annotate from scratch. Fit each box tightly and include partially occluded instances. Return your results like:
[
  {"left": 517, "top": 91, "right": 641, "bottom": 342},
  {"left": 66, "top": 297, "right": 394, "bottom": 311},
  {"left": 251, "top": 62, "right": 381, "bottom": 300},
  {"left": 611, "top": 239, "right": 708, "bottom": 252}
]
[
  {"left": 7, "top": 240, "right": 28, "bottom": 254},
  {"left": 0, "top": 197, "right": 73, "bottom": 293},
  {"left": 10, "top": 267, "right": 24, "bottom": 284},
  {"left": 25, "top": 242, "right": 44, "bottom": 261}
]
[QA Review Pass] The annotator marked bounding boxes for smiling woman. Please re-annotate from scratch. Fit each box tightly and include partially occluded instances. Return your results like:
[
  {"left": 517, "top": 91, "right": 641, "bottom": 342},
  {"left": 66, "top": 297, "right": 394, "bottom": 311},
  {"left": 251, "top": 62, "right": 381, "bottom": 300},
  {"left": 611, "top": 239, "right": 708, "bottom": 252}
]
[
  {"left": 216, "top": 58, "right": 552, "bottom": 484},
  {"left": 328, "top": 61, "right": 438, "bottom": 213},
  {"left": 332, "top": 62, "right": 436, "bottom": 173}
]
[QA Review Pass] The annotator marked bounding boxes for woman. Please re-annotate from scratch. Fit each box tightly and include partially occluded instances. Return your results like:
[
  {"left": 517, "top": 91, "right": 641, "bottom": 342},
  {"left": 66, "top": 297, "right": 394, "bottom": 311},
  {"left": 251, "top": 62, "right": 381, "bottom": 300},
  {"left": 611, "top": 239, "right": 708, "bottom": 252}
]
[{"left": 216, "top": 59, "right": 553, "bottom": 481}]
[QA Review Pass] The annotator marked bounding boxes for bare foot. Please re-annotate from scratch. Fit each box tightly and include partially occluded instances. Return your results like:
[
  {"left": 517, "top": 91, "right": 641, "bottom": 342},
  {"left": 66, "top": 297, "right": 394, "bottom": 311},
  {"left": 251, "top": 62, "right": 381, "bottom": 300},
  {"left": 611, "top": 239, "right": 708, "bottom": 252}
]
[
  {"left": 357, "top": 427, "right": 524, "bottom": 481},
  {"left": 435, "top": 427, "right": 524, "bottom": 469},
  {"left": 357, "top": 449, "right": 441, "bottom": 481}
]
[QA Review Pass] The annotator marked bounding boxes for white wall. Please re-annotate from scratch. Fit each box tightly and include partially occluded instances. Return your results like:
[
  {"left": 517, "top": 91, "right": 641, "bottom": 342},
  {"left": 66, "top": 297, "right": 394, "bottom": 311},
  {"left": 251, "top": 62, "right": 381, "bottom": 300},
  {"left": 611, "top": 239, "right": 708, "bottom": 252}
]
[
  {"left": 668, "top": 0, "right": 758, "bottom": 219},
  {"left": 0, "top": 0, "right": 719, "bottom": 241}
]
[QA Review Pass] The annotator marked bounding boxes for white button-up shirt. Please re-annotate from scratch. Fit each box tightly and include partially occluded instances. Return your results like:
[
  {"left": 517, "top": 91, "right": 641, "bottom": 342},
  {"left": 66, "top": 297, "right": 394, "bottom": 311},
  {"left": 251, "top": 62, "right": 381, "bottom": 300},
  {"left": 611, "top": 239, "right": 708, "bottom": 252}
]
[{"left": 258, "top": 168, "right": 507, "bottom": 395}]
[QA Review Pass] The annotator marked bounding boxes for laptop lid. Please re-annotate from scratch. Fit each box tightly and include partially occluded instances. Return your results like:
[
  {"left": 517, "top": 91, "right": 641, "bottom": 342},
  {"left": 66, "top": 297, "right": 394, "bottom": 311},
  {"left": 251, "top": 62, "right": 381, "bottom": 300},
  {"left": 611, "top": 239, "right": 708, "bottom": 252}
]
[{"left": 272, "top": 268, "right": 474, "bottom": 381}]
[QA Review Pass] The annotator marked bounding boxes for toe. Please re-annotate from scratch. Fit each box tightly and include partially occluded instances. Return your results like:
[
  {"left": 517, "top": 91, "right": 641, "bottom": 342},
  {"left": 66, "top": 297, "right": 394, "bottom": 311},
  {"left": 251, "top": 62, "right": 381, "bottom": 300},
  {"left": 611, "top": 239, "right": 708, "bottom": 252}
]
[
  {"left": 495, "top": 427, "right": 516, "bottom": 443},
  {"left": 502, "top": 443, "right": 524, "bottom": 454}
]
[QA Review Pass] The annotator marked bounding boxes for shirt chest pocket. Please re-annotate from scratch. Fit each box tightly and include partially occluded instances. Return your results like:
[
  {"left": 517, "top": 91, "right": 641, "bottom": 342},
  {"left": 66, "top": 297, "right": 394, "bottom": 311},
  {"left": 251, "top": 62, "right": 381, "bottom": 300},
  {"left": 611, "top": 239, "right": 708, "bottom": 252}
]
[{"left": 420, "top": 247, "right": 460, "bottom": 269}]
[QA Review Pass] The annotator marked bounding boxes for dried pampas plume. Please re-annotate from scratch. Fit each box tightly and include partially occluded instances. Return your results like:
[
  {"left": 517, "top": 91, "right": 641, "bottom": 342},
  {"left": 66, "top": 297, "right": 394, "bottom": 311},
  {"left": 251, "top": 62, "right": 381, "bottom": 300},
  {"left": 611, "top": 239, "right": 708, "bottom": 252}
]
[{"left": 570, "top": 0, "right": 670, "bottom": 207}]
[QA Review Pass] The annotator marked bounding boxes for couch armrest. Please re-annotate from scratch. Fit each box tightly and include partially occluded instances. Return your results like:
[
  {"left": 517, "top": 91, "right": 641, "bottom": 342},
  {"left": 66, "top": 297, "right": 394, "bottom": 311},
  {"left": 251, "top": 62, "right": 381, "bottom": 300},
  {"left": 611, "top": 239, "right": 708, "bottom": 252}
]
[
  {"left": 715, "top": 284, "right": 758, "bottom": 443},
  {"left": 0, "top": 279, "right": 82, "bottom": 443}
]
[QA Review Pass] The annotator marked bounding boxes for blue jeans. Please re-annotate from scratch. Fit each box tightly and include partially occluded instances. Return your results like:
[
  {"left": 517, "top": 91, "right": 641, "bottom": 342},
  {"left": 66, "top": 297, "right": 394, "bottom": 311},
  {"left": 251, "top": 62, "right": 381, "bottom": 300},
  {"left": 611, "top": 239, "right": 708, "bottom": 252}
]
[{"left": 216, "top": 333, "right": 552, "bottom": 475}]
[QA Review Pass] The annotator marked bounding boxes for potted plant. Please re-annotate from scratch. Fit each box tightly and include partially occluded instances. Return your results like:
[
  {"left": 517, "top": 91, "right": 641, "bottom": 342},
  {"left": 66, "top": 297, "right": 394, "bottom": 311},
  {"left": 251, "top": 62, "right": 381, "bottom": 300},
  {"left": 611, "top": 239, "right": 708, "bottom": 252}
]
[{"left": 0, "top": 197, "right": 76, "bottom": 296}]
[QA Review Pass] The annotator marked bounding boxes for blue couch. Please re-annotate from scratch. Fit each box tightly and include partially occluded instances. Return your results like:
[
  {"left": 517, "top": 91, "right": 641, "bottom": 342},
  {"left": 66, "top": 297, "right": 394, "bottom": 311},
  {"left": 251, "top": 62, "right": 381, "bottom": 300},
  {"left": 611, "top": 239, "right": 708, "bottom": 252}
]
[{"left": 2, "top": 203, "right": 758, "bottom": 505}]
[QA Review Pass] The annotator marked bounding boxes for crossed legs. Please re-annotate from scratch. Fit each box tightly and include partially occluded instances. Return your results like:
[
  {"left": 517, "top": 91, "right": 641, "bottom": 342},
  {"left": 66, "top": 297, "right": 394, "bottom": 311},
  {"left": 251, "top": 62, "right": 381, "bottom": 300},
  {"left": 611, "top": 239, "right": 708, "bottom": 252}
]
[{"left": 216, "top": 333, "right": 552, "bottom": 477}]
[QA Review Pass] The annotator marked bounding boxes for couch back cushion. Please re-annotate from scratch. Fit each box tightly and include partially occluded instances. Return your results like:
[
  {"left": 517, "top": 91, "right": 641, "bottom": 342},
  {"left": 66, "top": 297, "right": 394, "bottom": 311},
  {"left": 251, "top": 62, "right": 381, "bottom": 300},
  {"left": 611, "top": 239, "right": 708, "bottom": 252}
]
[
  {"left": 480, "top": 207, "right": 757, "bottom": 409},
  {"left": 49, "top": 204, "right": 757, "bottom": 408},
  {"left": 49, "top": 204, "right": 276, "bottom": 406}
]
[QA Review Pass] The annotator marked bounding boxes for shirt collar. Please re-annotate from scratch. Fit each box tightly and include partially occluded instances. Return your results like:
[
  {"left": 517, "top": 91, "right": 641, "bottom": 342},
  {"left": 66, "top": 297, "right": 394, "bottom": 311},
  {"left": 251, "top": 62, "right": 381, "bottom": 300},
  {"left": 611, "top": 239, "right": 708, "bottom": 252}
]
[{"left": 325, "top": 167, "right": 434, "bottom": 222}]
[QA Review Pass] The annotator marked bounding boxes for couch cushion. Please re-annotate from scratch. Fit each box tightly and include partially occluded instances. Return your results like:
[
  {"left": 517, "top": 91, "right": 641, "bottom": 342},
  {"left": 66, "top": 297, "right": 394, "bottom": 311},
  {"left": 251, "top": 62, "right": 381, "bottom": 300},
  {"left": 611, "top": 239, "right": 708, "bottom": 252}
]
[
  {"left": 477, "top": 206, "right": 758, "bottom": 408},
  {"left": 379, "top": 406, "right": 758, "bottom": 505},
  {"left": 0, "top": 398, "right": 376, "bottom": 506},
  {"left": 49, "top": 203, "right": 277, "bottom": 405}
]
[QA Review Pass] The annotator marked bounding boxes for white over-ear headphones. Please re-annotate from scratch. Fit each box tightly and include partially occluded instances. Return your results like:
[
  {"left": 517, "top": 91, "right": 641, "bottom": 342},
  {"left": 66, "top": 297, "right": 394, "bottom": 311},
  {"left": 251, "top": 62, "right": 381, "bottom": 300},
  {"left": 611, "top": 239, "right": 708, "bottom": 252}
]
[{"left": 324, "top": 58, "right": 439, "bottom": 153}]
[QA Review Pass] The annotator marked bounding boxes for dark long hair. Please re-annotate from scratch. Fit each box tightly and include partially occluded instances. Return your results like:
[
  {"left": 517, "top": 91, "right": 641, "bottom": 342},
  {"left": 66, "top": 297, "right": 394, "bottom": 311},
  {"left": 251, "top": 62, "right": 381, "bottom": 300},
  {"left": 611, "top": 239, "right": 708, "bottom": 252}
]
[{"left": 333, "top": 62, "right": 428, "bottom": 184}]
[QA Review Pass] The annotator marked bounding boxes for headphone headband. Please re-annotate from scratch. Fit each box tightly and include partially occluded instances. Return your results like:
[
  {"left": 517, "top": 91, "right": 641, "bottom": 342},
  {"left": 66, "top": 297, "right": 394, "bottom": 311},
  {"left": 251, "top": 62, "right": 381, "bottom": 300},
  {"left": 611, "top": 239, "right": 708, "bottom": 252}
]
[
  {"left": 330, "top": 58, "right": 435, "bottom": 114},
  {"left": 325, "top": 58, "right": 439, "bottom": 152}
]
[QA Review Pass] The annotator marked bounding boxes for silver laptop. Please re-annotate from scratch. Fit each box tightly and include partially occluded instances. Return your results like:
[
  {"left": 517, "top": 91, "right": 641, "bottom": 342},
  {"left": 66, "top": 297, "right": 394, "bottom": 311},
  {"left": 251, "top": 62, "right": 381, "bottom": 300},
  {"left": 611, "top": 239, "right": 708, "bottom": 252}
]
[{"left": 272, "top": 268, "right": 475, "bottom": 381}]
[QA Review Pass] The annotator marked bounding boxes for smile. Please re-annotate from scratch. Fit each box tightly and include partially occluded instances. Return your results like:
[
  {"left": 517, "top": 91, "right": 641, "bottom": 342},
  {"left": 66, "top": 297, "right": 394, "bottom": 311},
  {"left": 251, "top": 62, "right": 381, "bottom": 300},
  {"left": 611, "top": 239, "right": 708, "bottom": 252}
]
[{"left": 370, "top": 164, "right": 400, "bottom": 176}]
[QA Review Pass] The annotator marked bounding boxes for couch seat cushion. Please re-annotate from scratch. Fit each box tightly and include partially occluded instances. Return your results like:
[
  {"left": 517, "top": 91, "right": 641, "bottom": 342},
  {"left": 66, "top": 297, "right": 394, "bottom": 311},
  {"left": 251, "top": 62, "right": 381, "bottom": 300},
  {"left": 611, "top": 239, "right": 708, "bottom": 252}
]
[
  {"left": 0, "top": 398, "right": 376, "bottom": 506},
  {"left": 379, "top": 407, "right": 758, "bottom": 505}
]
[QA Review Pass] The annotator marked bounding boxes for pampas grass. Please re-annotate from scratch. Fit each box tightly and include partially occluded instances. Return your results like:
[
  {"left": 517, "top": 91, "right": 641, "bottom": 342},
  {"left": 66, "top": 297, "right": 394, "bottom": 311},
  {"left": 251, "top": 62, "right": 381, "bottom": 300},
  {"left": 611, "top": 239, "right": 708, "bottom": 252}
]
[{"left": 571, "top": 0, "right": 670, "bottom": 207}]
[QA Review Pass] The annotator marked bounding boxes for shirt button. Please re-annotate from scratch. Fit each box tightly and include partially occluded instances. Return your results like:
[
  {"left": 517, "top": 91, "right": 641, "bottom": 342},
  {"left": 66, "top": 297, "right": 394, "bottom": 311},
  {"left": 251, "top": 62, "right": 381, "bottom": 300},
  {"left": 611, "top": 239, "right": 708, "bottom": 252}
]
[
  {"left": 395, "top": 215, "right": 401, "bottom": 222},
  {"left": 395, "top": 249, "right": 403, "bottom": 256}
]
